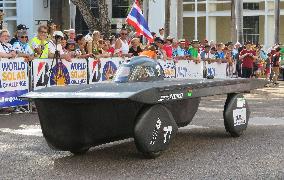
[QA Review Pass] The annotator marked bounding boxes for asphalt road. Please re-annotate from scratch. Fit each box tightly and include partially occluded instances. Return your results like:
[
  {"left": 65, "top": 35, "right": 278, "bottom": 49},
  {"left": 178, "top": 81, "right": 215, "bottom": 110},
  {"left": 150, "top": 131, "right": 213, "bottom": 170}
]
[{"left": 0, "top": 82, "right": 283, "bottom": 179}]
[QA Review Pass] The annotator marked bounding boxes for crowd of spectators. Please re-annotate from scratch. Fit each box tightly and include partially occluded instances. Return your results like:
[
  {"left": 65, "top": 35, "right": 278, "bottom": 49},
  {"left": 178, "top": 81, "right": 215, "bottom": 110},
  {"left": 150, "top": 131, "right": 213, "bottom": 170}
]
[{"left": 0, "top": 23, "right": 283, "bottom": 114}]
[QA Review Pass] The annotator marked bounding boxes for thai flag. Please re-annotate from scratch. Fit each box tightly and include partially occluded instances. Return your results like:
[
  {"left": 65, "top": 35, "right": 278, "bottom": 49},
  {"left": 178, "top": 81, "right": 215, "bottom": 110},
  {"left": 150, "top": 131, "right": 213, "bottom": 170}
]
[{"left": 126, "top": 0, "right": 153, "bottom": 42}]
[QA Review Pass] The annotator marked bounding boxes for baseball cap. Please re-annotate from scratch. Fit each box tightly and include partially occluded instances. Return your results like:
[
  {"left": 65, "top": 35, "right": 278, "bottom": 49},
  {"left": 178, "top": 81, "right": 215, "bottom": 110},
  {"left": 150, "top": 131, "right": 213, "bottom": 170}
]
[
  {"left": 191, "top": 39, "right": 200, "bottom": 44},
  {"left": 53, "top": 31, "right": 64, "bottom": 38},
  {"left": 17, "top": 24, "right": 28, "bottom": 30}
]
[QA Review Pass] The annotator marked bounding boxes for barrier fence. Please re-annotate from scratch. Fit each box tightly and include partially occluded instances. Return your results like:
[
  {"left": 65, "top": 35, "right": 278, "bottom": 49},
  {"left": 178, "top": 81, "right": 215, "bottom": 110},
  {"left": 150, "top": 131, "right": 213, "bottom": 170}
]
[{"left": 0, "top": 57, "right": 230, "bottom": 108}]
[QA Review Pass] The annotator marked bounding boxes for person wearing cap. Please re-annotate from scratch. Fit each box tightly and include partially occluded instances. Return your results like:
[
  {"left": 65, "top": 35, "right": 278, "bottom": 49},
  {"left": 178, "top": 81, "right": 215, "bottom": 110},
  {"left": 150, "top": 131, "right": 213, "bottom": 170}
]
[
  {"left": 68, "top": 29, "right": 76, "bottom": 41},
  {"left": 163, "top": 36, "right": 173, "bottom": 59},
  {"left": 48, "top": 31, "right": 71, "bottom": 61},
  {"left": 158, "top": 28, "right": 165, "bottom": 40},
  {"left": 12, "top": 30, "right": 34, "bottom": 61},
  {"left": 154, "top": 37, "right": 167, "bottom": 60},
  {"left": 10, "top": 24, "right": 29, "bottom": 45},
  {"left": 173, "top": 39, "right": 188, "bottom": 59},
  {"left": 239, "top": 41, "right": 257, "bottom": 78},
  {"left": 29, "top": 25, "right": 49, "bottom": 59},
  {"left": 188, "top": 40, "right": 200, "bottom": 63},
  {"left": 0, "top": 29, "right": 17, "bottom": 59}
]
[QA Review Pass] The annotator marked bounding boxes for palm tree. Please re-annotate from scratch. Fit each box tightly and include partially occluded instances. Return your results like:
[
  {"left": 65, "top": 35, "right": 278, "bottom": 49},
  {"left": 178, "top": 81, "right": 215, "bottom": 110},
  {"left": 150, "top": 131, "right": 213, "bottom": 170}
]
[
  {"left": 177, "top": 0, "right": 183, "bottom": 39},
  {"left": 165, "top": 0, "right": 171, "bottom": 38},
  {"left": 274, "top": 0, "right": 280, "bottom": 44},
  {"left": 70, "top": 0, "right": 111, "bottom": 37},
  {"left": 235, "top": 0, "right": 243, "bottom": 44},
  {"left": 230, "top": 0, "right": 237, "bottom": 43}
]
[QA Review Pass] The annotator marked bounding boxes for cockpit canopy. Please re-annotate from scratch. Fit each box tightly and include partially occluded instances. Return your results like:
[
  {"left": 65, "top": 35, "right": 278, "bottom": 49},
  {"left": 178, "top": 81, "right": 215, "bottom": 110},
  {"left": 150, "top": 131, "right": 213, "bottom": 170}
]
[{"left": 113, "top": 57, "right": 164, "bottom": 83}]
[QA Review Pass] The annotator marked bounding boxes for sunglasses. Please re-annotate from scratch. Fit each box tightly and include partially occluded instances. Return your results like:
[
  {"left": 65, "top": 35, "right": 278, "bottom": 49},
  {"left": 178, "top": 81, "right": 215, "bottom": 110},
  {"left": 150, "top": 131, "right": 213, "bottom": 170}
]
[
  {"left": 121, "top": 33, "right": 128, "bottom": 35},
  {"left": 21, "top": 36, "right": 28, "bottom": 39}
]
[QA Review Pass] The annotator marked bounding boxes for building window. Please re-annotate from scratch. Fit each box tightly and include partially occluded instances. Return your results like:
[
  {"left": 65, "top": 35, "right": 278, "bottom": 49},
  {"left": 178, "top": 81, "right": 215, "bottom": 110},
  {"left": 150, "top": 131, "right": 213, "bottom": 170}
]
[
  {"left": 243, "top": 16, "right": 259, "bottom": 43},
  {"left": 112, "top": 0, "right": 130, "bottom": 18},
  {"left": 243, "top": 3, "right": 259, "bottom": 10}
]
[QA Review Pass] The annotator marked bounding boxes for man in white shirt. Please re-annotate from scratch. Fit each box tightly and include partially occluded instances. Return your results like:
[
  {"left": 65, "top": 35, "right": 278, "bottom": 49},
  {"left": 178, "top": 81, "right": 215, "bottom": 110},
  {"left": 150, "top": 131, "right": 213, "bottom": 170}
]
[{"left": 48, "top": 31, "right": 71, "bottom": 61}]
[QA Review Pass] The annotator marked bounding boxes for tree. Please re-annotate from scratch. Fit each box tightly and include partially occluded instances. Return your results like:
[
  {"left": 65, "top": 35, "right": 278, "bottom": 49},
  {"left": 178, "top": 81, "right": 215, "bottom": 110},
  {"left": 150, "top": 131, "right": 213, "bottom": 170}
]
[
  {"left": 70, "top": 0, "right": 111, "bottom": 37},
  {"left": 274, "top": 0, "right": 280, "bottom": 44},
  {"left": 177, "top": 0, "right": 183, "bottom": 39},
  {"left": 165, "top": 0, "right": 171, "bottom": 38},
  {"left": 230, "top": 0, "right": 237, "bottom": 43},
  {"left": 235, "top": 0, "right": 243, "bottom": 44}
]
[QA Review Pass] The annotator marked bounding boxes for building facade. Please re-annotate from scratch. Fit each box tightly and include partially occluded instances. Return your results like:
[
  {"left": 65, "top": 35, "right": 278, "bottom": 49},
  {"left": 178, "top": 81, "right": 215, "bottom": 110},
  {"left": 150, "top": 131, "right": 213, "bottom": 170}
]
[{"left": 1, "top": 0, "right": 284, "bottom": 49}]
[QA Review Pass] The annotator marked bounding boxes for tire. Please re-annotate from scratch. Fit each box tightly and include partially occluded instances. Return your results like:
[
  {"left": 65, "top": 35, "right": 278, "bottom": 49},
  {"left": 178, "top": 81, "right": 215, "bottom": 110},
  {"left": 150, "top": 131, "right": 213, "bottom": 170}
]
[
  {"left": 223, "top": 93, "right": 250, "bottom": 137},
  {"left": 134, "top": 104, "right": 178, "bottom": 159}
]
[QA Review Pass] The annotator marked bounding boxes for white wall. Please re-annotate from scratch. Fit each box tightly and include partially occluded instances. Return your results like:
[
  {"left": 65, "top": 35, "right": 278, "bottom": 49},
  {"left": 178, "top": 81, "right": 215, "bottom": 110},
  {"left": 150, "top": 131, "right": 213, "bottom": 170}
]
[
  {"left": 17, "top": 0, "right": 50, "bottom": 37},
  {"left": 148, "top": 0, "right": 165, "bottom": 34}
]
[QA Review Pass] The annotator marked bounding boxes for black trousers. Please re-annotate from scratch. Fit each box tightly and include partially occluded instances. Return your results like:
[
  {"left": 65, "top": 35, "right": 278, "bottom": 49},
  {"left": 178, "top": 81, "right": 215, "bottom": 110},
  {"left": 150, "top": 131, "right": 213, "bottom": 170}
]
[{"left": 242, "top": 67, "right": 253, "bottom": 78}]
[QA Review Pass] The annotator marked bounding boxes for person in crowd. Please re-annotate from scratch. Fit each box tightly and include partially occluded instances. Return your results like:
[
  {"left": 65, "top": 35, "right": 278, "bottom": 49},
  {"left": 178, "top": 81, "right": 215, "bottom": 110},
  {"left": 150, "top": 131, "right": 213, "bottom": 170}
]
[
  {"left": 215, "top": 43, "right": 226, "bottom": 63},
  {"left": 75, "top": 34, "right": 93, "bottom": 58},
  {"left": 48, "top": 31, "right": 71, "bottom": 61},
  {"left": 30, "top": 25, "right": 49, "bottom": 59},
  {"left": 129, "top": 38, "right": 142, "bottom": 56},
  {"left": 12, "top": 30, "right": 34, "bottom": 62},
  {"left": 158, "top": 28, "right": 165, "bottom": 40},
  {"left": 154, "top": 37, "right": 167, "bottom": 60},
  {"left": 0, "top": 29, "right": 17, "bottom": 58},
  {"left": 114, "top": 28, "right": 130, "bottom": 56},
  {"left": 163, "top": 36, "right": 173, "bottom": 59},
  {"left": 99, "top": 39, "right": 112, "bottom": 58},
  {"left": 209, "top": 40, "right": 216, "bottom": 49},
  {"left": 233, "top": 42, "right": 243, "bottom": 77},
  {"left": 255, "top": 45, "right": 268, "bottom": 78},
  {"left": 88, "top": 30, "right": 101, "bottom": 55},
  {"left": 47, "top": 21, "right": 57, "bottom": 41},
  {"left": 10, "top": 24, "right": 29, "bottom": 45},
  {"left": 223, "top": 46, "right": 234, "bottom": 77},
  {"left": 140, "top": 45, "right": 157, "bottom": 59},
  {"left": 68, "top": 29, "right": 76, "bottom": 41},
  {"left": 271, "top": 46, "right": 281, "bottom": 85},
  {"left": 173, "top": 39, "right": 189, "bottom": 59},
  {"left": 239, "top": 41, "right": 257, "bottom": 78},
  {"left": 105, "top": 38, "right": 115, "bottom": 55},
  {"left": 61, "top": 37, "right": 68, "bottom": 53},
  {"left": 188, "top": 40, "right": 200, "bottom": 64},
  {"left": 65, "top": 39, "right": 77, "bottom": 58},
  {"left": 200, "top": 45, "right": 212, "bottom": 62},
  {"left": 199, "top": 39, "right": 208, "bottom": 52},
  {"left": 151, "top": 32, "right": 157, "bottom": 40}
]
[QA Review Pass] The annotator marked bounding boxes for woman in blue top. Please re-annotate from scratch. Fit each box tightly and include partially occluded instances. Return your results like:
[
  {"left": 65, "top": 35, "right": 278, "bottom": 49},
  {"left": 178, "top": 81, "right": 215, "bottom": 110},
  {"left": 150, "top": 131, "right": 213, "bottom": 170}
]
[{"left": 12, "top": 30, "right": 34, "bottom": 62}]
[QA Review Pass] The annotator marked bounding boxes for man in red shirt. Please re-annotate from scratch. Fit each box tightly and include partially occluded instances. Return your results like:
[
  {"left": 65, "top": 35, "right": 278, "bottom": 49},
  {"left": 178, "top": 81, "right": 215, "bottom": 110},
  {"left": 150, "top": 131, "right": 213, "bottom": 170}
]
[{"left": 239, "top": 41, "right": 257, "bottom": 78}]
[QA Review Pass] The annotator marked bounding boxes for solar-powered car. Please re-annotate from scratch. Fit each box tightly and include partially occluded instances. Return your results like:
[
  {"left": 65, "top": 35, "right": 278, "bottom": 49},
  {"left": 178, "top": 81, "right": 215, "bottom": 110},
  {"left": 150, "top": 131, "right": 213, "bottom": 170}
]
[{"left": 22, "top": 57, "right": 267, "bottom": 158}]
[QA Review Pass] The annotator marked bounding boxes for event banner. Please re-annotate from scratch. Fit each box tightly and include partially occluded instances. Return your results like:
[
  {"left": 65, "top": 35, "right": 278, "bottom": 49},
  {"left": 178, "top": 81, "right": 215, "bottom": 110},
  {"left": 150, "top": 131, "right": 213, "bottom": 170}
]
[
  {"left": 88, "top": 57, "right": 125, "bottom": 84},
  {"left": 157, "top": 60, "right": 176, "bottom": 78},
  {"left": 0, "top": 58, "right": 29, "bottom": 108},
  {"left": 33, "top": 59, "right": 88, "bottom": 90},
  {"left": 175, "top": 60, "right": 204, "bottom": 79},
  {"left": 206, "top": 62, "right": 227, "bottom": 78}
]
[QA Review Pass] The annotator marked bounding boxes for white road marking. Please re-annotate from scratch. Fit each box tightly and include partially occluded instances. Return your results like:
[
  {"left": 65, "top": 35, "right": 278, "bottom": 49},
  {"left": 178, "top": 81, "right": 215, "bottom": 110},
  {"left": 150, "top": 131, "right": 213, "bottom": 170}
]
[
  {"left": 249, "top": 117, "right": 284, "bottom": 126},
  {"left": 0, "top": 125, "right": 43, "bottom": 137}
]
